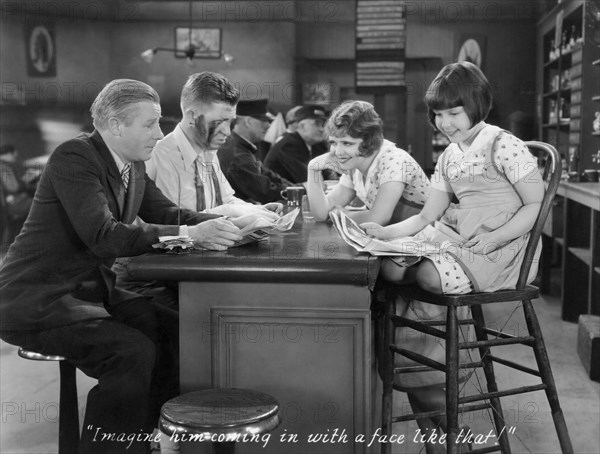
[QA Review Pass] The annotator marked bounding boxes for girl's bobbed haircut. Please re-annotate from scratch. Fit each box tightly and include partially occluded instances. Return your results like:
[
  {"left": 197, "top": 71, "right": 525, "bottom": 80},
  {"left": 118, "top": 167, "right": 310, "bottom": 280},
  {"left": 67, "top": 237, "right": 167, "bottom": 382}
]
[
  {"left": 326, "top": 100, "right": 383, "bottom": 157},
  {"left": 424, "top": 61, "right": 492, "bottom": 130}
]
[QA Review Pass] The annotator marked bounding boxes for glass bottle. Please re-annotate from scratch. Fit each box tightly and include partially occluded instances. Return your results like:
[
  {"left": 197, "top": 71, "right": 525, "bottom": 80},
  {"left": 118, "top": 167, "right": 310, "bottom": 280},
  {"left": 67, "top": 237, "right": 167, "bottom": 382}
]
[{"left": 569, "top": 25, "right": 577, "bottom": 48}]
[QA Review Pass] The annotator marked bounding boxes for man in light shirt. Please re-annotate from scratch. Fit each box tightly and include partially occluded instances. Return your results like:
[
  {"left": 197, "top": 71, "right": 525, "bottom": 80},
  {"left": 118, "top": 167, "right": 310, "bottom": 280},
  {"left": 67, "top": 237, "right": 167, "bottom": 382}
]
[{"left": 145, "top": 71, "right": 281, "bottom": 219}]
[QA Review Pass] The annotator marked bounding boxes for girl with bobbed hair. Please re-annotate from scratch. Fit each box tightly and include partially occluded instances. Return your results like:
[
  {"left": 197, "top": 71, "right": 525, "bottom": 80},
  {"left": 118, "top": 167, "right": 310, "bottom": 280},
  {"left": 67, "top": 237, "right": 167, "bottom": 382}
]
[
  {"left": 306, "top": 100, "right": 430, "bottom": 225},
  {"left": 362, "top": 62, "right": 546, "bottom": 451}
]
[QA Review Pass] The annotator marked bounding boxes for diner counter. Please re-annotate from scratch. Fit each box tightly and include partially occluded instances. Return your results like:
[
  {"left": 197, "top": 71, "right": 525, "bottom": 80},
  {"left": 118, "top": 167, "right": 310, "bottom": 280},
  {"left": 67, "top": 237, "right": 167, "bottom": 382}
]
[
  {"left": 129, "top": 219, "right": 382, "bottom": 454},
  {"left": 128, "top": 220, "right": 380, "bottom": 287}
]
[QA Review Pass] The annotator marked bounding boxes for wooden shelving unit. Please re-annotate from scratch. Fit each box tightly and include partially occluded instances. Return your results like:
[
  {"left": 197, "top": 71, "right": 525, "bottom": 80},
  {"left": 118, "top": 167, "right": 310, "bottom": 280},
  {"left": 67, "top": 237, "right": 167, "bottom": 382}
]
[
  {"left": 538, "top": 0, "right": 600, "bottom": 322},
  {"left": 536, "top": 0, "right": 599, "bottom": 174}
]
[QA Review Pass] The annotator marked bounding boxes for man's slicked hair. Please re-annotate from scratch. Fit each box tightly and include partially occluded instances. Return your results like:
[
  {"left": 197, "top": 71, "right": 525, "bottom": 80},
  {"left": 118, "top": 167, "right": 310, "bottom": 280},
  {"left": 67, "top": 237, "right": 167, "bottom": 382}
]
[
  {"left": 91, "top": 79, "right": 160, "bottom": 130},
  {"left": 180, "top": 72, "right": 239, "bottom": 110}
]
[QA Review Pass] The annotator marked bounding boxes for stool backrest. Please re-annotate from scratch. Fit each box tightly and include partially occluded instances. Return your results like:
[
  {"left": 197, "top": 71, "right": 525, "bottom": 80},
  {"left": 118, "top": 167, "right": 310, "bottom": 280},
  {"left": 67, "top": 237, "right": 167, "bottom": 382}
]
[{"left": 516, "top": 141, "right": 561, "bottom": 290}]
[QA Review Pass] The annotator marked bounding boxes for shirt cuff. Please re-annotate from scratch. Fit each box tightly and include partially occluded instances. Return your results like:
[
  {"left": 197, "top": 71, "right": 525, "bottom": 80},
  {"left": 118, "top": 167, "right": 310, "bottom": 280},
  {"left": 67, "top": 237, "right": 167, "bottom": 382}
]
[{"left": 179, "top": 225, "right": 190, "bottom": 237}]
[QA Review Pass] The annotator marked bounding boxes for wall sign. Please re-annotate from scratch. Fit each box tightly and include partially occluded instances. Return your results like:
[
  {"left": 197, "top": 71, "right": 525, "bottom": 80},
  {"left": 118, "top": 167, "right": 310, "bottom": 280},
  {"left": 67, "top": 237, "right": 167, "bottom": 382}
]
[
  {"left": 25, "top": 23, "right": 56, "bottom": 77},
  {"left": 355, "top": 0, "right": 406, "bottom": 93}
]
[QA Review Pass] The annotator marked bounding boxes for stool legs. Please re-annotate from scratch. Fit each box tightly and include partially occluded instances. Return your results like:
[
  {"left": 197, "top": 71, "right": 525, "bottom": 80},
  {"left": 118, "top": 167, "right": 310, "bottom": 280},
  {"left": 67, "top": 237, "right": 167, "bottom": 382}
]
[
  {"left": 58, "top": 361, "right": 79, "bottom": 454},
  {"left": 471, "top": 305, "right": 512, "bottom": 454},
  {"left": 522, "top": 300, "right": 574, "bottom": 454},
  {"left": 445, "top": 306, "right": 459, "bottom": 454},
  {"left": 380, "top": 290, "right": 395, "bottom": 454}
]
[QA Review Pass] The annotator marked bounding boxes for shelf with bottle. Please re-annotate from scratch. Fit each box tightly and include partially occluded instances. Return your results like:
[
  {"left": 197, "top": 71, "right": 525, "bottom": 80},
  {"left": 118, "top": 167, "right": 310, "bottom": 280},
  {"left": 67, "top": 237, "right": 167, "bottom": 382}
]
[
  {"left": 546, "top": 24, "right": 582, "bottom": 64},
  {"left": 545, "top": 96, "right": 572, "bottom": 127}
]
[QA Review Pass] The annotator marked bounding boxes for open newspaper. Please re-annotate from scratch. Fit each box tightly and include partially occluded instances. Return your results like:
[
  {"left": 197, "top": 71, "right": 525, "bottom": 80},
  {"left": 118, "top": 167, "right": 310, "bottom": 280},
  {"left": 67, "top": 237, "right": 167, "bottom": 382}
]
[
  {"left": 233, "top": 207, "right": 299, "bottom": 247},
  {"left": 154, "top": 208, "right": 299, "bottom": 252},
  {"left": 328, "top": 207, "right": 439, "bottom": 258}
]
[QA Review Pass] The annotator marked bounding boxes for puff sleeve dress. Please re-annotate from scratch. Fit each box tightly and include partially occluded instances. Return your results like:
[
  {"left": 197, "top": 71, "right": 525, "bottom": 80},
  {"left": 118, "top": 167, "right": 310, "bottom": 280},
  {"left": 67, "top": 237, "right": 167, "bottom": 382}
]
[
  {"left": 391, "top": 124, "right": 542, "bottom": 389},
  {"left": 418, "top": 124, "right": 541, "bottom": 293}
]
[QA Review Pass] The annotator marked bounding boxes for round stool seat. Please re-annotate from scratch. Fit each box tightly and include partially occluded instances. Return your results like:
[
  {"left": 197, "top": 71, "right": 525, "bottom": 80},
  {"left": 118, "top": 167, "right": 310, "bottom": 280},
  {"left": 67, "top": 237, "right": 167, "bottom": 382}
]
[
  {"left": 159, "top": 388, "right": 280, "bottom": 439},
  {"left": 18, "top": 347, "right": 67, "bottom": 361}
]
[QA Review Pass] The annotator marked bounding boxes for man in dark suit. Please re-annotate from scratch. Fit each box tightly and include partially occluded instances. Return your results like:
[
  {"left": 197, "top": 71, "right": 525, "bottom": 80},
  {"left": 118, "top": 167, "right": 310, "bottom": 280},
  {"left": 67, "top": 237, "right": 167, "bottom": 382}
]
[
  {"left": 263, "top": 104, "right": 327, "bottom": 183},
  {"left": 218, "top": 99, "right": 293, "bottom": 204},
  {"left": 0, "top": 79, "right": 243, "bottom": 454}
]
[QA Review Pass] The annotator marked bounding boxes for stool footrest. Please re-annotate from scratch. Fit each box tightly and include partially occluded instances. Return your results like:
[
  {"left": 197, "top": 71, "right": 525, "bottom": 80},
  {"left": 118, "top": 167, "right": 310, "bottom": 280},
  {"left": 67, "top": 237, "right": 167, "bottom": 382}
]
[
  {"left": 389, "top": 345, "right": 446, "bottom": 372},
  {"left": 459, "top": 336, "right": 535, "bottom": 349},
  {"left": 391, "top": 315, "right": 446, "bottom": 338},
  {"left": 488, "top": 355, "right": 542, "bottom": 377},
  {"left": 391, "top": 402, "right": 492, "bottom": 423},
  {"left": 482, "top": 327, "right": 518, "bottom": 339},
  {"left": 458, "top": 384, "right": 547, "bottom": 404}
]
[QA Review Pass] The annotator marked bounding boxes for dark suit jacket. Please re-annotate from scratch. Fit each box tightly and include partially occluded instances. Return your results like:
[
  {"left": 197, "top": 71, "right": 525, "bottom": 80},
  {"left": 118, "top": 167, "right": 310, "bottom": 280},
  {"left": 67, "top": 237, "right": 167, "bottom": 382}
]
[
  {"left": 0, "top": 131, "right": 215, "bottom": 331},
  {"left": 263, "top": 132, "right": 310, "bottom": 184},
  {"left": 218, "top": 132, "right": 292, "bottom": 204}
]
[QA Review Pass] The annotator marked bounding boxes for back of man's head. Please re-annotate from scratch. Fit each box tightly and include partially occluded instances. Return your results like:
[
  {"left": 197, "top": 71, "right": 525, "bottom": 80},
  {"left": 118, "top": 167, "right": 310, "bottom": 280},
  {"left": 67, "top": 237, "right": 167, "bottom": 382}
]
[
  {"left": 181, "top": 72, "right": 239, "bottom": 111},
  {"left": 91, "top": 79, "right": 159, "bottom": 130}
]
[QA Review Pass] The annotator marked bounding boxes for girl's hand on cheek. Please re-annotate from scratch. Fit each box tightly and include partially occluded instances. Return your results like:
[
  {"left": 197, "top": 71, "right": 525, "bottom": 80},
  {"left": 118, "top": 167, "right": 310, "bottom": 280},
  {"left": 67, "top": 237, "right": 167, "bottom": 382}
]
[{"left": 309, "top": 152, "right": 342, "bottom": 174}]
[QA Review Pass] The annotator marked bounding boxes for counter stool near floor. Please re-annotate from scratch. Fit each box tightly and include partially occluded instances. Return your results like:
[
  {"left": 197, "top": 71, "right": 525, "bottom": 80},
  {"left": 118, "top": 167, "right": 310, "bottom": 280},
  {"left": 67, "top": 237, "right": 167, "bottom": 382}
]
[
  {"left": 17, "top": 348, "right": 79, "bottom": 454},
  {"left": 378, "top": 142, "right": 573, "bottom": 454},
  {"left": 159, "top": 388, "right": 281, "bottom": 454}
]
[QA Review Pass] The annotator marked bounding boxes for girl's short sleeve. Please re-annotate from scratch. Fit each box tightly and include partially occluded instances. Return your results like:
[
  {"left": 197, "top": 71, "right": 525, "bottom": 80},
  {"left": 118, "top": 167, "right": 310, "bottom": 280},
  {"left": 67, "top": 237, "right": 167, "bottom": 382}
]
[
  {"left": 377, "top": 148, "right": 417, "bottom": 186},
  {"left": 493, "top": 134, "right": 538, "bottom": 184},
  {"left": 430, "top": 148, "right": 454, "bottom": 193}
]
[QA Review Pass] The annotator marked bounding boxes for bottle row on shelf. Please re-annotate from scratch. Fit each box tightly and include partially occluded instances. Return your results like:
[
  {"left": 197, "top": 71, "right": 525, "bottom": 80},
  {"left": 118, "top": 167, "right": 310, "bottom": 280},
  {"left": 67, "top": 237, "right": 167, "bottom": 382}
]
[{"left": 548, "top": 25, "right": 583, "bottom": 62}]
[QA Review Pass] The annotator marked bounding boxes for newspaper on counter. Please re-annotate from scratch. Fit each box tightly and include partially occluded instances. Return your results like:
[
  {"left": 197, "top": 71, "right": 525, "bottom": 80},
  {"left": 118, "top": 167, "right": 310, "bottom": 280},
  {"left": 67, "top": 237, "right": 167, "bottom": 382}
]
[
  {"left": 153, "top": 208, "right": 300, "bottom": 252},
  {"left": 232, "top": 207, "right": 299, "bottom": 247},
  {"left": 328, "top": 207, "right": 440, "bottom": 259}
]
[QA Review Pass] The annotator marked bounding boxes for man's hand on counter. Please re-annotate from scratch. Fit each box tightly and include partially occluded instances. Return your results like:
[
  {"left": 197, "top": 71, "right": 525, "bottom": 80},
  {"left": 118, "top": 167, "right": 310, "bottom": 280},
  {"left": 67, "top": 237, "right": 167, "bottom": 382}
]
[{"left": 188, "top": 218, "right": 243, "bottom": 251}]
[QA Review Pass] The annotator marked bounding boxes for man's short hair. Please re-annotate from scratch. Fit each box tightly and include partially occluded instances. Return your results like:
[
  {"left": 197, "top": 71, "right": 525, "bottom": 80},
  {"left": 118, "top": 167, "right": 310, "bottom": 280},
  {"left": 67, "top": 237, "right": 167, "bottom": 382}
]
[
  {"left": 181, "top": 72, "right": 239, "bottom": 110},
  {"left": 91, "top": 79, "right": 160, "bottom": 130},
  {"left": 326, "top": 100, "right": 383, "bottom": 157}
]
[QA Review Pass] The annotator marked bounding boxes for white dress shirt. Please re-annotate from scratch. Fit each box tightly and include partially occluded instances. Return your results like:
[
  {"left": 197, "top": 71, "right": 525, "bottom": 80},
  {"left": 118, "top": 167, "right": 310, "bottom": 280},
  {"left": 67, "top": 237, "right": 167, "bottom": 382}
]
[{"left": 146, "top": 124, "right": 245, "bottom": 212}]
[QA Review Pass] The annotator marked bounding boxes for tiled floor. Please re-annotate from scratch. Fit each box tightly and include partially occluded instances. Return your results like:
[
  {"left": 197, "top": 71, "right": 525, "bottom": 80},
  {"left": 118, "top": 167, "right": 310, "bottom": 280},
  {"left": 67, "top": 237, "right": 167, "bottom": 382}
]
[{"left": 0, "top": 292, "right": 598, "bottom": 453}]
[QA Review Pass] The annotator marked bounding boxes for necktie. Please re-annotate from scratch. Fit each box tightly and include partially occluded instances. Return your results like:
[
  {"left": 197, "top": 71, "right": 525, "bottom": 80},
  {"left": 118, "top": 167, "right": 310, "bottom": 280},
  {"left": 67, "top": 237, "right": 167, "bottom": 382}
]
[
  {"left": 195, "top": 160, "right": 223, "bottom": 211},
  {"left": 121, "top": 163, "right": 131, "bottom": 190},
  {"left": 194, "top": 159, "right": 205, "bottom": 211}
]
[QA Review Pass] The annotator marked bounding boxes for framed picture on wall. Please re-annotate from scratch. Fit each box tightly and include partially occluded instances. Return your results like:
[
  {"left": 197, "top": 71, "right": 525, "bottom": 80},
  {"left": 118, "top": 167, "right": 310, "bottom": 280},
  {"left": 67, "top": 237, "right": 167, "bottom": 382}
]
[
  {"left": 24, "top": 23, "right": 56, "bottom": 77},
  {"left": 174, "top": 27, "right": 221, "bottom": 59}
]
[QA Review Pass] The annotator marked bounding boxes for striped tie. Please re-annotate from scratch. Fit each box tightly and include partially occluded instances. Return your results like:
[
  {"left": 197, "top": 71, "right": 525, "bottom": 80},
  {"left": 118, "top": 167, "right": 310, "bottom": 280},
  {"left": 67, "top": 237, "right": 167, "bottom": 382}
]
[
  {"left": 121, "top": 163, "right": 131, "bottom": 190},
  {"left": 195, "top": 159, "right": 223, "bottom": 211},
  {"left": 194, "top": 159, "right": 205, "bottom": 211}
]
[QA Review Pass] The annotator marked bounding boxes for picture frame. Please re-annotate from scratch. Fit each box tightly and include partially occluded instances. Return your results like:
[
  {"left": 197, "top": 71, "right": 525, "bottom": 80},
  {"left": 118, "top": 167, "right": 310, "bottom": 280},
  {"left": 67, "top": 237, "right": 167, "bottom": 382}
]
[
  {"left": 24, "top": 23, "right": 56, "bottom": 77},
  {"left": 174, "top": 27, "right": 221, "bottom": 59}
]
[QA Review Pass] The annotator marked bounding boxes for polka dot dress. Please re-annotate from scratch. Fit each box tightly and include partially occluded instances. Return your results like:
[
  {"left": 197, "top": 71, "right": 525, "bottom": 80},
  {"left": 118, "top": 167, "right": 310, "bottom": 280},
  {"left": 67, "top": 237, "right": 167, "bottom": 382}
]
[{"left": 339, "top": 140, "right": 430, "bottom": 211}]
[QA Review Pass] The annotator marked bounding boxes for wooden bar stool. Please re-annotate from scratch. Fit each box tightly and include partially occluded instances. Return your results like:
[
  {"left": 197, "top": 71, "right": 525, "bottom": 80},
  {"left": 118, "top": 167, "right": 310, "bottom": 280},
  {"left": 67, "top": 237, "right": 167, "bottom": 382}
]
[
  {"left": 159, "top": 388, "right": 281, "bottom": 454},
  {"left": 17, "top": 348, "right": 79, "bottom": 454},
  {"left": 378, "top": 142, "right": 573, "bottom": 454}
]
